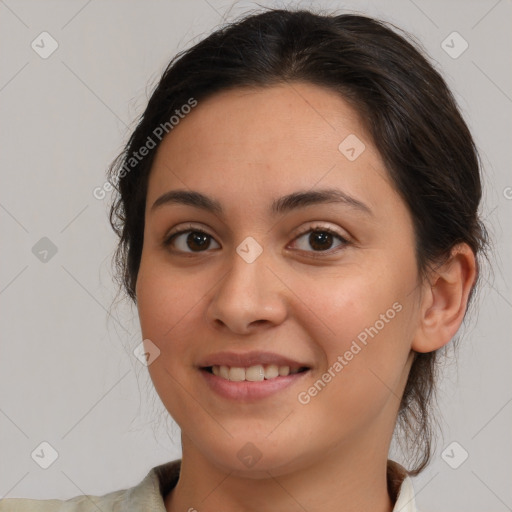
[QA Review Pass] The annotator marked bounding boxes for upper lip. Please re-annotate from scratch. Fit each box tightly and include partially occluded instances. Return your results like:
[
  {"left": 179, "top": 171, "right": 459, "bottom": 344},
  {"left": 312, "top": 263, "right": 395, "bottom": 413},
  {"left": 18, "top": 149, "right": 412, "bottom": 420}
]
[{"left": 198, "top": 351, "right": 310, "bottom": 370}]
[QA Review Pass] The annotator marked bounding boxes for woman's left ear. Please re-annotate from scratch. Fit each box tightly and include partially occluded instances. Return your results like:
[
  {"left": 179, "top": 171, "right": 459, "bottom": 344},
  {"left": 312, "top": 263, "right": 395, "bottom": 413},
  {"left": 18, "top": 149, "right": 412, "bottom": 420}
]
[{"left": 412, "top": 243, "right": 477, "bottom": 353}]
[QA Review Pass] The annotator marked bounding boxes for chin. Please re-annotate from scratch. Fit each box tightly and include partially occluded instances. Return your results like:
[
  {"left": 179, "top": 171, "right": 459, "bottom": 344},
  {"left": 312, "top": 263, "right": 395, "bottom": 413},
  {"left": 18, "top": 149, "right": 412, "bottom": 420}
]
[{"left": 200, "top": 440, "right": 314, "bottom": 479}]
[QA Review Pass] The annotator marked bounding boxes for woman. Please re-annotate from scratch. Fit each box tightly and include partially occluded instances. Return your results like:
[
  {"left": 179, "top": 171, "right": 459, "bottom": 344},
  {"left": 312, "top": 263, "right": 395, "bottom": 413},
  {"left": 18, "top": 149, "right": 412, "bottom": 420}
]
[{"left": 0, "top": 7, "right": 487, "bottom": 512}]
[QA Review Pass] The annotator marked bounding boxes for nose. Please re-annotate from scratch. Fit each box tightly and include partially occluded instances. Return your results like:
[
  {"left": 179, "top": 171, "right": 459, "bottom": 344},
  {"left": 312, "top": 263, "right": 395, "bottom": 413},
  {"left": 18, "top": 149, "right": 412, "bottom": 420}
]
[{"left": 205, "top": 248, "right": 288, "bottom": 335}]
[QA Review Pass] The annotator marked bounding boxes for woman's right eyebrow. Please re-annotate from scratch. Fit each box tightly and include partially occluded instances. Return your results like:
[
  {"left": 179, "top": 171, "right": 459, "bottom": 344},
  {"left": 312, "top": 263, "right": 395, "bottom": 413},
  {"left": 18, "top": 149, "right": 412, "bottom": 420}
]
[{"left": 150, "top": 188, "right": 373, "bottom": 218}]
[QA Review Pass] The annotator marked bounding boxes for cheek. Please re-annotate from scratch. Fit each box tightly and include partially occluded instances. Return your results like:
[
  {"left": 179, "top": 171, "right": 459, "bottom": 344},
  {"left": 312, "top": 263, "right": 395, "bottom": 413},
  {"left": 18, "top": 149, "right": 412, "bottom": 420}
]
[
  {"left": 136, "top": 259, "right": 202, "bottom": 340},
  {"left": 135, "top": 261, "right": 209, "bottom": 408},
  {"left": 296, "top": 268, "right": 407, "bottom": 354},
  {"left": 292, "top": 266, "right": 415, "bottom": 416},
  {"left": 135, "top": 261, "right": 210, "bottom": 422}
]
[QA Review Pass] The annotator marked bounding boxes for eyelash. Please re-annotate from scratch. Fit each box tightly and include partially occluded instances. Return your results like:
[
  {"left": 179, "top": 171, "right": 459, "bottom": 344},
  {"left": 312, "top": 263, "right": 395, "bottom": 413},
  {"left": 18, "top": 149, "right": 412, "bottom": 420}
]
[{"left": 162, "top": 223, "right": 350, "bottom": 258}]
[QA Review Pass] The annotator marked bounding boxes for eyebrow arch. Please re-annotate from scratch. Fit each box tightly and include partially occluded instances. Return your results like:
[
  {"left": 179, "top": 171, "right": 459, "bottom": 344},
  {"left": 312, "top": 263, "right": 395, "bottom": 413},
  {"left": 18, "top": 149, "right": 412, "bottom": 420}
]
[{"left": 150, "top": 188, "right": 373, "bottom": 217}]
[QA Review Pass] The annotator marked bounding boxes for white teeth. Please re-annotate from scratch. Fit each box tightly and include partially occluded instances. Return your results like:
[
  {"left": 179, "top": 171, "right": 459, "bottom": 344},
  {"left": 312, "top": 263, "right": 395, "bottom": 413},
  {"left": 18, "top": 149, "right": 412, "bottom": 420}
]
[
  {"left": 210, "top": 364, "right": 304, "bottom": 381},
  {"left": 278, "top": 365, "right": 290, "bottom": 376},
  {"left": 245, "top": 365, "right": 265, "bottom": 381},
  {"left": 228, "top": 367, "right": 245, "bottom": 382},
  {"left": 219, "top": 365, "right": 229, "bottom": 379},
  {"left": 265, "top": 364, "right": 279, "bottom": 379}
]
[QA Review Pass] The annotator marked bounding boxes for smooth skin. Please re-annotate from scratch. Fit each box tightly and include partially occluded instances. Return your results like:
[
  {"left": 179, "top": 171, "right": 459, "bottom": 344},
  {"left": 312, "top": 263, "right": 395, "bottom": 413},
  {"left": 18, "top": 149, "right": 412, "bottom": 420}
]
[{"left": 135, "top": 82, "right": 476, "bottom": 512}]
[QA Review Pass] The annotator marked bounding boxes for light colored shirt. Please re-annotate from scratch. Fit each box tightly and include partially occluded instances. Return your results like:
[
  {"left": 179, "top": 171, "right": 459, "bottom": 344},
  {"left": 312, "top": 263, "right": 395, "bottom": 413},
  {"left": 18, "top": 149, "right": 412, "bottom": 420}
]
[{"left": 0, "top": 459, "right": 421, "bottom": 511}]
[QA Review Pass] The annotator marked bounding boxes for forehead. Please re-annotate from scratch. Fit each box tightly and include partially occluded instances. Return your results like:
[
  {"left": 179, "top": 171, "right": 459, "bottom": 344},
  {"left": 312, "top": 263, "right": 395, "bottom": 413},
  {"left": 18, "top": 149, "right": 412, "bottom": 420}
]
[
  {"left": 146, "top": 82, "right": 392, "bottom": 216},
  {"left": 155, "top": 82, "right": 371, "bottom": 162}
]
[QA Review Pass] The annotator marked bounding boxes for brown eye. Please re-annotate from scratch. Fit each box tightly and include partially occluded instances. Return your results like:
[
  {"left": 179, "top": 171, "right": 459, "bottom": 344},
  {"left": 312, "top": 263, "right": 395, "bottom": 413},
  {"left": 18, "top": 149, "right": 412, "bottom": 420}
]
[
  {"left": 164, "top": 228, "right": 220, "bottom": 253},
  {"left": 163, "top": 224, "right": 349, "bottom": 257},
  {"left": 291, "top": 226, "right": 349, "bottom": 255}
]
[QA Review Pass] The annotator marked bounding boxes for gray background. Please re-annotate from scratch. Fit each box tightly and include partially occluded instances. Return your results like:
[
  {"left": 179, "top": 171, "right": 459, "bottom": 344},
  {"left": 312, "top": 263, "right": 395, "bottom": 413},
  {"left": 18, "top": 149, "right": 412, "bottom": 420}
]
[{"left": 0, "top": 0, "right": 511, "bottom": 510}]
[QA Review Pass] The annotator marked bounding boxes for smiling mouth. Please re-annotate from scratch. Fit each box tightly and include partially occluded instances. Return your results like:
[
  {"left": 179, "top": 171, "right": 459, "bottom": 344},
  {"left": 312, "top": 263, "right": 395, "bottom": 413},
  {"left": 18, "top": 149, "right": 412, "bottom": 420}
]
[{"left": 202, "top": 364, "right": 310, "bottom": 382}]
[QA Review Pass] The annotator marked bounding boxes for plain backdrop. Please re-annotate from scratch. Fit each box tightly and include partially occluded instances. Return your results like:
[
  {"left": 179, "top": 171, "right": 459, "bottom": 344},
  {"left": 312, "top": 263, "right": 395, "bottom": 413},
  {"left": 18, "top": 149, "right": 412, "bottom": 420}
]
[{"left": 0, "top": 1, "right": 511, "bottom": 511}]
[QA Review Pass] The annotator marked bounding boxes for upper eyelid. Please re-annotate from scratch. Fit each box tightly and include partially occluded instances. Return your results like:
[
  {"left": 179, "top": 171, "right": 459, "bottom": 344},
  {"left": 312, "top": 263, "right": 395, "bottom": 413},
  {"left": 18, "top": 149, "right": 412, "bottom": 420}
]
[
  {"left": 166, "top": 221, "right": 346, "bottom": 236},
  {"left": 294, "top": 224, "right": 348, "bottom": 239}
]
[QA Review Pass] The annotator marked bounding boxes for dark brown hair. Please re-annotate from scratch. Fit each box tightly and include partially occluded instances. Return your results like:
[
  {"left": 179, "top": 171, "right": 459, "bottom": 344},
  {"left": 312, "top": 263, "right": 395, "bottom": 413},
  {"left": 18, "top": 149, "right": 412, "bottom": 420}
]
[{"left": 107, "top": 7, "right": 488, "bottom": 476}]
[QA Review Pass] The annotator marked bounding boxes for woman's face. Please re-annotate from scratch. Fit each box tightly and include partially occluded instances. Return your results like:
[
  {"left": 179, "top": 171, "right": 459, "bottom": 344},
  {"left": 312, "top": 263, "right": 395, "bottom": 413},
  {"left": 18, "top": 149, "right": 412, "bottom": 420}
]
[{"left": 136, "top": 82, "right": 423, "bottom": 476}]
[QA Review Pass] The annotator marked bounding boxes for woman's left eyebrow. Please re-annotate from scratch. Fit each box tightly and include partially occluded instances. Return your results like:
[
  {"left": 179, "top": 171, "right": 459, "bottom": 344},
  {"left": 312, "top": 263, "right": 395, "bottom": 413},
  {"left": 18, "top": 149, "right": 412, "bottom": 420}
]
[{"left": 150, "top": 188, "right": 373, "bottom": 217}]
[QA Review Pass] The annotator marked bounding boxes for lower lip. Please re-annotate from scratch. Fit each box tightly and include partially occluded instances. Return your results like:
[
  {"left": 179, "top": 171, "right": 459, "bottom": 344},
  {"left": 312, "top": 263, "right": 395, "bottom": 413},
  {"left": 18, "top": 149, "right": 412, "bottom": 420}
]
[{"left": 200, "top": 368, "right": 310, "bottom": 401}]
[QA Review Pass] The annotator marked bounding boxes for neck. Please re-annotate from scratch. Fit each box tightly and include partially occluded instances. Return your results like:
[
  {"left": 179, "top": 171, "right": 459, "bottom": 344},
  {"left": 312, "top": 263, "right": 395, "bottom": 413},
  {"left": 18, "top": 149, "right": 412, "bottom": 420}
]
[{"left": 165, "top": 435, "right": 396, "bottom": 512}]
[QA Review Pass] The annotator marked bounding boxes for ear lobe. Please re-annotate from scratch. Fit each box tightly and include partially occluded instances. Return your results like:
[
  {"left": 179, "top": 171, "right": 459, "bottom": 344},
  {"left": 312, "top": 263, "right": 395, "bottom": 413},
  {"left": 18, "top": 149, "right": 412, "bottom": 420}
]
[{"left": 412, "top": 243, "right": 477, "bottom": 353}]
